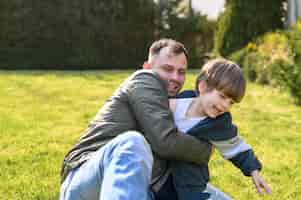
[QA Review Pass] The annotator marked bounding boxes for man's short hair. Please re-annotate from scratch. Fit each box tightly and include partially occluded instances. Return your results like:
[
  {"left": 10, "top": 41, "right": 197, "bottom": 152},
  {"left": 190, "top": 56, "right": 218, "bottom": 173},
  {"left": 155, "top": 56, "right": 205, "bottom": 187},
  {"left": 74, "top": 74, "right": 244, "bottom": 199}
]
[
  {"left": 195, "top": 58, "right": 246, "bottom": 103},
  {"left": 148, "top": 38, "right": 188, "bottom": 62}
]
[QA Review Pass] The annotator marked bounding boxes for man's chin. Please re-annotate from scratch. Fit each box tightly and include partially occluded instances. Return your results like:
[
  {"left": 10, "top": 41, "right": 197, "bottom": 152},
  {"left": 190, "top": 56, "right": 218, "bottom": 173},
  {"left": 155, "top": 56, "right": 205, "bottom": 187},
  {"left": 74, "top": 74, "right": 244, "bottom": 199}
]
[{"left": 168, "top": 91, "right": 178, "bottom": 97}]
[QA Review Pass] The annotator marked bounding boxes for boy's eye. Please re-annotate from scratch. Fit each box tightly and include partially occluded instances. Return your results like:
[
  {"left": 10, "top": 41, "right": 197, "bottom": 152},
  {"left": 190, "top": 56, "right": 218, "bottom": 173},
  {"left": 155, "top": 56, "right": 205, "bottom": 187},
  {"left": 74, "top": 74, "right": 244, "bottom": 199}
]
[
  {"left": 219, "top": 93, "right": 226, "bottom": 98},
  {"left": 219, "top": 92, "right": 235, "bottom": 104}
]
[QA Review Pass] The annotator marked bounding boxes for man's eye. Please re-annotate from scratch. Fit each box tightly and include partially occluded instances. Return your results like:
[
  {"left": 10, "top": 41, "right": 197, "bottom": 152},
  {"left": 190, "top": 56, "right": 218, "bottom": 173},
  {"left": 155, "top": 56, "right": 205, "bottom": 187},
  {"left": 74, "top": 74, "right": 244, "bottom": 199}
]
[
  {"left": 179, "top": 70, "right": 186, "bottom": 75},
  {"left": 163, "top": 66, "right": 173, "bottom": 72}
]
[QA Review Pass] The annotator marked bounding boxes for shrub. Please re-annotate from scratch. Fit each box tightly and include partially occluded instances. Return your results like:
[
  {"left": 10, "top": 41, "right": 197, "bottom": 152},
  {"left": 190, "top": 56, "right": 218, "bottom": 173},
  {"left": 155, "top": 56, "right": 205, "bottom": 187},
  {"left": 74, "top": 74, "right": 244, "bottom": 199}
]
[
  {"left": 229, "top": 21, "right": 301, "bottom": 105},
  {"left": 229, "top": 44, "right": 259, "bottom": 81},
  {"left": 272, "top": 59, "right": 301, "bottom": 105},
  {"left": 255, "top": 32, "right": 293, "bottom": 84},
  {"left": 283, "top": 21, "right": 301, "bottom": 104}
]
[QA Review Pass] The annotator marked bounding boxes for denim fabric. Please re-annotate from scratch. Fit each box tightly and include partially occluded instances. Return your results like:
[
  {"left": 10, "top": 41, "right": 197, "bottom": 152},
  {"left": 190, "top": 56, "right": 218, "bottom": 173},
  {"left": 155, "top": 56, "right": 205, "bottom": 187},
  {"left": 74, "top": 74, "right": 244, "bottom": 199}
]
[
  {"left": 204, "top": 184, "right": 232, "bottom": 200},
  {"left": 60, "top": 131, "right": 154, "bottom": 200}
]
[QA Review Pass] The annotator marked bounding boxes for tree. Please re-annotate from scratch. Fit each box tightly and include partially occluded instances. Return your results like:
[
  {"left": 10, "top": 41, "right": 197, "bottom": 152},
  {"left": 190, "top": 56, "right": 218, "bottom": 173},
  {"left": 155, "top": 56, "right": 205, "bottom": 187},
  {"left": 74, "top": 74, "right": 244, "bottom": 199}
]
[
  {"left": 152, "top": 0, "right": 216, "bottom": 67},
  {"left": 215, "top": 0, "right": 286, "bottom": 57},
  {"left": 0, "top": 0, "right": 215, "bottom": 69}
]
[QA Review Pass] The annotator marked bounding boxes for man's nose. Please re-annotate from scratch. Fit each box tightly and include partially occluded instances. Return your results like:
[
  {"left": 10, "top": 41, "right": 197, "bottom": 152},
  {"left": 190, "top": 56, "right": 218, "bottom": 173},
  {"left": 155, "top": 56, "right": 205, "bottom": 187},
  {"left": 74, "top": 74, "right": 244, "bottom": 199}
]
[{"left": 170, "top": 71, "right": 180, "bottom": 81}]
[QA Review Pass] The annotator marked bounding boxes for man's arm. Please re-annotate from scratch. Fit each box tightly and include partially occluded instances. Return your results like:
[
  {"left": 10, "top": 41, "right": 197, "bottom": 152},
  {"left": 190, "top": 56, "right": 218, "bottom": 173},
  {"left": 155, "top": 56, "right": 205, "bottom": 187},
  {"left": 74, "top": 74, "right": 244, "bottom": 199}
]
[{"left": 127, "top": 71, "right": 211, "bottom": 165}]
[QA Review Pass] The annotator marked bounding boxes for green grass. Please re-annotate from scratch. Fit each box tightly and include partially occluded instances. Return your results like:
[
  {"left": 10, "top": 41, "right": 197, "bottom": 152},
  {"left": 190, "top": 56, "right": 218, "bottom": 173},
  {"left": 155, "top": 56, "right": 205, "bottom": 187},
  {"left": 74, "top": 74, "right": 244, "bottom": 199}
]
[{"left": 0, "top": 70, "right": 300, "bottom": 200}]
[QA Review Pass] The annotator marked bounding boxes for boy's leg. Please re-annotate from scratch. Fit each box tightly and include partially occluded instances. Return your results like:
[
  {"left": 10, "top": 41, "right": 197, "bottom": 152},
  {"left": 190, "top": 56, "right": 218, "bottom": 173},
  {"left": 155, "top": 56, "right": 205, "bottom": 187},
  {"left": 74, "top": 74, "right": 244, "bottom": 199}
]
[
  {"left": 60, "top": 131, "right": 154, "bottom": 200},
  {"left": 171, "top": 161, "right": 208, "bottom": 200},
  {"left": 204, "top": 183, "right": 232, "bottom": 200}
]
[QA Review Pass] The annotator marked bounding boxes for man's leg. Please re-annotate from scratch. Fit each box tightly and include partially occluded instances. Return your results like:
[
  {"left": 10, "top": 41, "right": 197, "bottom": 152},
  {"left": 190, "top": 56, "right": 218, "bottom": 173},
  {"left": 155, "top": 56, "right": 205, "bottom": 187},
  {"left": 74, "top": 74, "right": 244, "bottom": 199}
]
[
  {"left": 60, "top": 131, "right": 154, "bottom": 200},
  {"left": 204, "top": 183, "right": 232, "bottom": 200}
]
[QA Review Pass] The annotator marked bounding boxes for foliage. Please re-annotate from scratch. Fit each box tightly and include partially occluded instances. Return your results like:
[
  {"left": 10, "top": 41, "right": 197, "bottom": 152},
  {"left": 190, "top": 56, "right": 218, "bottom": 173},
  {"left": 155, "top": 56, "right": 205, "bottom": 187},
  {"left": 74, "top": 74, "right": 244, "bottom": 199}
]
[
  {"left": 0, "top": 70, "right": 300, "bottom": 199},
  {"left": 229, "top": 22, "right": 301, "bottom": 105},
  {"left": 254, "top": 32, "right": 292, "bottom": 85},
  {"left": 0, "top": 0, "right": 155, "bottom": 69},
  {"left": 230, "top": 48, "right": 259, "bottom": 81},
  {"left": 153, "top": 0, "right": 216, "bottom": 68},
  {"left": 282, "top": 21, "right": 301, "bottom": 104},
  {"left": 0, "top": 0, "right": 216, "bottom": 69},
  {"left": 170, "top": 13, "right": 216, "bottom": 68},
  {"left": 214, "top": 0, "right": 285, "bottom": 57}
]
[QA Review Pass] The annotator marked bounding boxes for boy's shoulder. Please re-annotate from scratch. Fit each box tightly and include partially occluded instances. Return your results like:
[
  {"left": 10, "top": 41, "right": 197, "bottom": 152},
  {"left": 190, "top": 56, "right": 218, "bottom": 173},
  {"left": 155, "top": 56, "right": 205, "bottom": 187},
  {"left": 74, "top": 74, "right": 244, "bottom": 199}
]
[{"left": 188, "top": 112, "right": 237, "bottom": 141}]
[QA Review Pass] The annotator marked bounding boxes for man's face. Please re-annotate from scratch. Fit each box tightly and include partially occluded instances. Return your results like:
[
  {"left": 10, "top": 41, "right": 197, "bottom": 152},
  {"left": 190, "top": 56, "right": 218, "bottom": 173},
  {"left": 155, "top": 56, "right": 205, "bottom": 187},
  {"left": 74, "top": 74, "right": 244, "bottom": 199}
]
[
  {"left": 150, "top": 47, "right": 187, "bottom": 97},
  {"left": 199, "top": 88, "right": 234, "bottom": 118}
]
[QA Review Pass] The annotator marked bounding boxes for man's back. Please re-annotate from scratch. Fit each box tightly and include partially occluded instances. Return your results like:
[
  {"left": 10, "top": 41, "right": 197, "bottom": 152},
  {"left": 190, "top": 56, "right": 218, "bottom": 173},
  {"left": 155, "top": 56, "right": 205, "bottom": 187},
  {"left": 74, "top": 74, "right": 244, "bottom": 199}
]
[{"left": 62, "top": 70, "right": 167, "bottom": 180}]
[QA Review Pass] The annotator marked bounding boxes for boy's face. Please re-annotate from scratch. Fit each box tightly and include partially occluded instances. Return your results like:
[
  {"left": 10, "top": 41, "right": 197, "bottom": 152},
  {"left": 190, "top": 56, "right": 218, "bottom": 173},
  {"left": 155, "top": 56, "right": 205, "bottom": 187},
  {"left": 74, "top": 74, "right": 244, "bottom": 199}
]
[{"left": 199, "top": 86, "right": 235, "bottom": 118}]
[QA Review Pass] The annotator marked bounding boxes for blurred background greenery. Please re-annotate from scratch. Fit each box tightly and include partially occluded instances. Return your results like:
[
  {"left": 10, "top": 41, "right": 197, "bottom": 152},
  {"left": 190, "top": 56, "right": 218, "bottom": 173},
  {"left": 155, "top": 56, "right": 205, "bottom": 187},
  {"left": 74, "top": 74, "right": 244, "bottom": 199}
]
[
  {"left": 2, "top": 0, "right": 301, "bottom": 104},
  {"left": 0, "top": 0, "right": 285, "bottom": 69}
]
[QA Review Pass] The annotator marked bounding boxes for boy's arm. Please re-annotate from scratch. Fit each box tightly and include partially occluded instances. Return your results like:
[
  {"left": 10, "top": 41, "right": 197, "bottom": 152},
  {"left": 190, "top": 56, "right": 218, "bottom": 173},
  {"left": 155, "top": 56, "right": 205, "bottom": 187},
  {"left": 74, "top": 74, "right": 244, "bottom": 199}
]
[
  {"left": 188, "top": 112, "right": 261, "bottom": 175},
  {"left": 226, "top": 146, "right": 261, "bottom": 176},
  {"left": 211, "top": 132, "right": 272, "bottom": 194},
  {"left": 251, "top": 170, "right": 272, "bottom": 194},
  {"left": 187, "top": 112, "right": 271, "bottom": 194}
]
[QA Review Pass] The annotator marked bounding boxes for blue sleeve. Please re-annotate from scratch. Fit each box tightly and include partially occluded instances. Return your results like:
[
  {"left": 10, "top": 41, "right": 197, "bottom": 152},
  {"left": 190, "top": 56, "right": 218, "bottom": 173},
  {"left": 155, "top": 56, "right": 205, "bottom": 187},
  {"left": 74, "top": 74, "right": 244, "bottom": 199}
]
[
  {"left": 229, "top": 149, "right": 262, "bottom": 176},
  {"left": 187, "top": 112, "right": 262, "bottom": 176},
  {"left": 187, "top": 112, "right": 237, "bottom": 141}
]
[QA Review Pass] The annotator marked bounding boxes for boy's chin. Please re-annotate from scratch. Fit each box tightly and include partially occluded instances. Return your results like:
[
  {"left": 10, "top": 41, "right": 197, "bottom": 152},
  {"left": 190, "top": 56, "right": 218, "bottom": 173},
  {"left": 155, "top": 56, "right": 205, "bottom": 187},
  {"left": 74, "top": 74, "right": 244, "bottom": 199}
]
[
  {"left": 208, "top": 112, "right": 224, "bottom": 118},
  {"left": 208, "top": 114, "right": 217, "bottom": 118}
]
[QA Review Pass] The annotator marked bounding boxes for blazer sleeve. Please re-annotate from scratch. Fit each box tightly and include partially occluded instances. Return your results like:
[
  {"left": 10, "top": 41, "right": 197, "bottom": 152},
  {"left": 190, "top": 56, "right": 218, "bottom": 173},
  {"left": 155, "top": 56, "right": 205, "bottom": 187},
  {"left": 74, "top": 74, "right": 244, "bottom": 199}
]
[{"left": 126, "top": 72, "right": 212, "bottom": 165}]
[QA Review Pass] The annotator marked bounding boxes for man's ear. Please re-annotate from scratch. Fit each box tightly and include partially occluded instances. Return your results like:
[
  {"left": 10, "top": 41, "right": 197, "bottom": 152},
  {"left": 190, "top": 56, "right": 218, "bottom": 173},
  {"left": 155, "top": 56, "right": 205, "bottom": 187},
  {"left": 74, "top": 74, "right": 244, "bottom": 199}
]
[
  {"left": 197, "top": 81, "right": 208, "bottom": 94},
  {"left": 142, "top": 62, "right": 151, "bottom": 69}
]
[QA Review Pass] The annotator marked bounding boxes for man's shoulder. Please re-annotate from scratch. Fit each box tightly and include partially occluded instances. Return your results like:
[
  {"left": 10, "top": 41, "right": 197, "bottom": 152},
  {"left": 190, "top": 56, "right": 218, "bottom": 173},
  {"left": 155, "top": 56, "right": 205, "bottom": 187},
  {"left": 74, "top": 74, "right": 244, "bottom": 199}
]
[
  {"left": 127, "top": 69, "right": 166, "bottom": 89},
  {"left": 122, "top": 70, "right": 168, "bottom": 99},
  {"left": 131, "top": 69, "right": 160, "bottom": 81}
]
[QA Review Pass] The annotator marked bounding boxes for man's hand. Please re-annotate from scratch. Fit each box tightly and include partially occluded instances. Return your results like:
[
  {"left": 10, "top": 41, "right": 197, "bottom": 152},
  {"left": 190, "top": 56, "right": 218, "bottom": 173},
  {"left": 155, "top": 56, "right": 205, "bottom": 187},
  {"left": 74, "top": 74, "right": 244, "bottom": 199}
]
[{"left": 251, "top": 170, "right": 272, "bottom": 195}]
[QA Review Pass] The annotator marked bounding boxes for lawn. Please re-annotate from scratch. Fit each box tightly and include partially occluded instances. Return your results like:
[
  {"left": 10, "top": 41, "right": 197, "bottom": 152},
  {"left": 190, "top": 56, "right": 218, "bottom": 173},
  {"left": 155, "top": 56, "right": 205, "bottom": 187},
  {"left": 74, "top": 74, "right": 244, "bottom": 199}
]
[{"left": 0, "top": 70, "right": 300, "bottom": 200}]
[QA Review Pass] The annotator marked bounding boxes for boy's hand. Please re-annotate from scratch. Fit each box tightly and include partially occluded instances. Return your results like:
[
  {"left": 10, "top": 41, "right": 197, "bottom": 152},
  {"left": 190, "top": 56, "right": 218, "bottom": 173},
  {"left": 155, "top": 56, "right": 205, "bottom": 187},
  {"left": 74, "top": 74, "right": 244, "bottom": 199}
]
[{"left": 251, "top": 170, "right": 272, "bottom": 195}]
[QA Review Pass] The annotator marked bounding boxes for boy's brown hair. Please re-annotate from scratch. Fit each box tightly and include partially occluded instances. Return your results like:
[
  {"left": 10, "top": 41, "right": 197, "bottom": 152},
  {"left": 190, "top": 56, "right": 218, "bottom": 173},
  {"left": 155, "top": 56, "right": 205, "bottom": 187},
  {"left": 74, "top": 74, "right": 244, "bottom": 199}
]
[{"left": 195, "top": 58, "right": 246, "bottom": 103}]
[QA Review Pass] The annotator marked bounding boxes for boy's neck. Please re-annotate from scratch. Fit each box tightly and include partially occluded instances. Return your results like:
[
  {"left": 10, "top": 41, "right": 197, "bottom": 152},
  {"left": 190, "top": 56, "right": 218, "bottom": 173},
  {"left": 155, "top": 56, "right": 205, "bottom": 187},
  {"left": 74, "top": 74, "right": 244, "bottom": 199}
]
[{"left": 185, "top": 98, "right": 207, "bottom": 118}]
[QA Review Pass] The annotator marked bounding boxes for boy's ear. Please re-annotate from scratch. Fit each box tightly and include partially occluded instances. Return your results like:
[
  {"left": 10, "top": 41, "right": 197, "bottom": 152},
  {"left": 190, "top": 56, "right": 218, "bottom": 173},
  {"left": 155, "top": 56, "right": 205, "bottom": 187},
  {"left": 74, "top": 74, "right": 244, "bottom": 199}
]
[
  {"left": 142, "top": 62, "right": 151, "bottom": 69},
  {"left": 198, "top": 81, "right": 208, "bottom": 94}
]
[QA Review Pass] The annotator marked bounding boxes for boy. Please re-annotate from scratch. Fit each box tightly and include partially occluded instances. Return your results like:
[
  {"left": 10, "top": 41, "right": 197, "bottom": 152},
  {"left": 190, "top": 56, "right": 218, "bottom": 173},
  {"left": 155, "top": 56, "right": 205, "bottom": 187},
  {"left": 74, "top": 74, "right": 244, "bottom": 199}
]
[{"left": 169, "top": 58, "right": 272, "bottom": 200}]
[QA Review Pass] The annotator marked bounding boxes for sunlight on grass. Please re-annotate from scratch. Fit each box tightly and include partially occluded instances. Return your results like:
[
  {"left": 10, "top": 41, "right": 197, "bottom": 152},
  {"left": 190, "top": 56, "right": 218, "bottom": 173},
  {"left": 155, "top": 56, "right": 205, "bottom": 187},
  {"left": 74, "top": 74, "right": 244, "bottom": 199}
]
[{"left": 0, "top": 70, "right": 300, "bottom": 199}]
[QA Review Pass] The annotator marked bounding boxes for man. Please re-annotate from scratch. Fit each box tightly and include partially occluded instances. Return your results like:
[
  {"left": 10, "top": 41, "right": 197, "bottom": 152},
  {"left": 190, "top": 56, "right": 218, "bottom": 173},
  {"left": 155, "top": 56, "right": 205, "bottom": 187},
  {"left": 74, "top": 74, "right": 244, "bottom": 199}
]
[{"left": 60, "top": 38, "right": 212, "bottom": 200}]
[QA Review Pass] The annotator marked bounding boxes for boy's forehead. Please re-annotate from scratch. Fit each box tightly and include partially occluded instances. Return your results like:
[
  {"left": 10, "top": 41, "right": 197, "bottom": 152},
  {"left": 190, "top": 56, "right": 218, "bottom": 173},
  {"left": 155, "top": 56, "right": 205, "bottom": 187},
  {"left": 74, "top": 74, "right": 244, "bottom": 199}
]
[{"left": 218, "top": 89, "right": 235, "bottom": 102}]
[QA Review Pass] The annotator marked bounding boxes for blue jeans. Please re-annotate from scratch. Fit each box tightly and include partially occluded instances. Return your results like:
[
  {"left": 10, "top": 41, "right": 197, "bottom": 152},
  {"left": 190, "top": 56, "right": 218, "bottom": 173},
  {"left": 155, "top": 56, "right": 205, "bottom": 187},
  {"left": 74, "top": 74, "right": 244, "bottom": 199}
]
[{"left": 60, "top": 131, "right": 154, "bottom": 200}]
